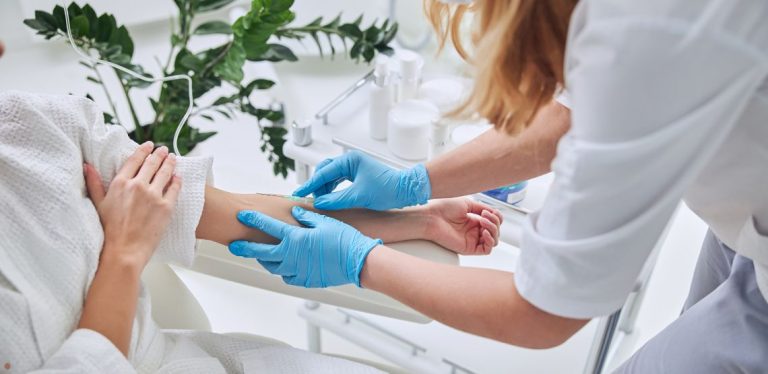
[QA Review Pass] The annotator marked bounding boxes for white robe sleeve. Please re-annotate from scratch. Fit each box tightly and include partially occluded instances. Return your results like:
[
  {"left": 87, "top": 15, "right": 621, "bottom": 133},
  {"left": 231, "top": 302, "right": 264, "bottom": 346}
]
[
  {"left": 73, "top": 96, "right": 212, "bottom": 267},
  {"left": 28, "top": 329, "right": 135, "bottom": 373},
  {"left": 515, "top": 5, "right": 768, "bottom": 318}
]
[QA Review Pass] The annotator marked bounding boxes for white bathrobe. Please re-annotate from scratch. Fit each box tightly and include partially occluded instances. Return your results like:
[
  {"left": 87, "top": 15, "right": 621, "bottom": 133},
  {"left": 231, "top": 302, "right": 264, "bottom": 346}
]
[{"left": 0, "top": 91, "right": 380, "bottom": 373}]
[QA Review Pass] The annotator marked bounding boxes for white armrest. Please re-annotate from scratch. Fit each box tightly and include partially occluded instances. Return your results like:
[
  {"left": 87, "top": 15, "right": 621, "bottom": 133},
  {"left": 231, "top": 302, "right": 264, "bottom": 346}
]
[{"left": 190, "top": 239, "right": 458, "bottom": 323}]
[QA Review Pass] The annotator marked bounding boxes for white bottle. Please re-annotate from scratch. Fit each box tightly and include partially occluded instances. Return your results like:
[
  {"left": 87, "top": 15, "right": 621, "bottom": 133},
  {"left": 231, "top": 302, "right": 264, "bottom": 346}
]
[
  {"left": 398, "top": 51, "right": 423, "bottom": 102},
  {"left": 418, "top": 78, "right": 465, "bottom": 159},
  {"left": 369, "top": 55, "right": 393, "bottom": 140}
]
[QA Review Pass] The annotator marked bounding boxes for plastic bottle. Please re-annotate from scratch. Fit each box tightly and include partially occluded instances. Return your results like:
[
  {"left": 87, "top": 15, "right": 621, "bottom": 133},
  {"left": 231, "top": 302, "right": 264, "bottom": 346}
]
[
  {"left": 418, "top": 78, "right": 465, "bottom": 159},
  {"left": 398, "top": 51, "right": 422, "bottom": 101},
  {"left": 369, "top": 55, "right": 394, "bottom": 140}
]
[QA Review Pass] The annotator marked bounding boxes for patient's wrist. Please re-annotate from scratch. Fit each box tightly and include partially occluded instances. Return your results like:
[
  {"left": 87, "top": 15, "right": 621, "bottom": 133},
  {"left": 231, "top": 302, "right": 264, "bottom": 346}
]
[
  {"left": 421, "top": 204, "right": 442, "bottom": 244},
  {"left": 99, "top": 245, "right": 149, "bottom": 278}
]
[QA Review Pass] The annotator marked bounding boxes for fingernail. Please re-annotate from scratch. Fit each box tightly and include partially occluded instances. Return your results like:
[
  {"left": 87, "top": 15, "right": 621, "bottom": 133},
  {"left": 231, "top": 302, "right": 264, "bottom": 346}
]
[
  {"left": 141, "top": 141, "right": 153, "bottom": 149},
  {"left": 158, "top": 146, "right": 169, "bottom": 154},
  {"left": 168, "top": 153, "right": 177, "bottom": 161}
]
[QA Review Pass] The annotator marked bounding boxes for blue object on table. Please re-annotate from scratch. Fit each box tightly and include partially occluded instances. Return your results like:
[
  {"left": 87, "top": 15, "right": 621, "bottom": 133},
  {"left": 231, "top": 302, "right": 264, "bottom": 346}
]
[{"left": 482, "top": 181, "right": 528, "bottom": 204}]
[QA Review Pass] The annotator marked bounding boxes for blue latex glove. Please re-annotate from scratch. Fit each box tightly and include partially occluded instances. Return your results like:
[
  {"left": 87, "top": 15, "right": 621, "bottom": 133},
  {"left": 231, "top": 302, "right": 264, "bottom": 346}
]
[
  {"left": 293, "top": 150, "right": 432, "bottom": 211},
  {"left": 228, "top": 207, "right": 382, "bottom": 288}
]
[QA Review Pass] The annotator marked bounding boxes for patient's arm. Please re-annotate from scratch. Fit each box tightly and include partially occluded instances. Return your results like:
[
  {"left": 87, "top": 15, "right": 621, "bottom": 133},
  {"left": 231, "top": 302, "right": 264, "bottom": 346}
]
[{"left": 196, "top": 186, "right": 503, "bottom": 255}]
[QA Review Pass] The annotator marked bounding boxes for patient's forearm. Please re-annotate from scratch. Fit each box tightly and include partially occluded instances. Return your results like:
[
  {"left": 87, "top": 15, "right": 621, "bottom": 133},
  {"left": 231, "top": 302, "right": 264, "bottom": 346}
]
[
  {"left": 78, "top": 250, "right": 142, "bottom": 356},
  {"left": 196, "top": 186, "right": 431, "bottom": 245}
]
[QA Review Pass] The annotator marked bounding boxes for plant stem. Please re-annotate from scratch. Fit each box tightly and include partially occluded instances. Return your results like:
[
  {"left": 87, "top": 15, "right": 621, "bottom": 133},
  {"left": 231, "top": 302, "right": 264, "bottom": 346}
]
[
  {"left": 90, "top": 64, "right": 123, "bottom": 127},
  {"left": 115, "top": 72, "right": 144, "bottom": 142},
  {"left": 200, "top": 40, "right": 233, "bottom": 77},
  {"left": 163, "top": 16, "right": 177, "bottom": 74},
  {"left": 279, "top": 25, "right": 340, "bottom": 36}
]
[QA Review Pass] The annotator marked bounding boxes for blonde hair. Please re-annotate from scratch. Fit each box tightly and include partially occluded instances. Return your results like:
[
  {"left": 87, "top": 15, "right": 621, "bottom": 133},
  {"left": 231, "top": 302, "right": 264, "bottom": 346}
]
[{"left": 425, "top": 0, "right": 576, "bottom": 134}]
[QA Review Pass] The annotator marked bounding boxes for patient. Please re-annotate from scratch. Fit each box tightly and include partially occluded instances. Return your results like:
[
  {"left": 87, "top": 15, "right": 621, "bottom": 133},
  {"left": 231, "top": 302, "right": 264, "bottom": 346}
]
[{"left": 0, "top": 91, "right": 501, "bottom": 373}]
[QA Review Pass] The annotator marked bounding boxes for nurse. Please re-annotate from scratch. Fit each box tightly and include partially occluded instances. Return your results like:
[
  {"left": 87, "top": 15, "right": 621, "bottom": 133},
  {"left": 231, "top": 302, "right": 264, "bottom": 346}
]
[{"left": 230, "top": 0, "right": 768, "bottom": 370}]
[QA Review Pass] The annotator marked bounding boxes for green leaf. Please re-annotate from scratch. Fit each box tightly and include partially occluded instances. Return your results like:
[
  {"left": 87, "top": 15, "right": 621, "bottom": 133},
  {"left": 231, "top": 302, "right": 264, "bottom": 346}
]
[
  {"left": 52, "top": 5, "right": 66, "bottom": 30},
  {"left": 362, "top": 45, "right": 375, "bottom": 62},
  {"left": 193, "top": 20, "right": 233, "bottom": 35},
  {"left": 200, "top": 114, "right": 215, "bottom": 121},
  {"left": 213, "top": 42, "right": 246, "bottom": 84},
  {"left": 66, "top": 3, "right": 83, "bottom": 22},
  {"left": 240, "top": 22, "right": 278, "bottom": 60},
  {"left": 350, "top": 42, "right": 362, "bottom": 60},
  {"left": 194, "top": 0, "right": 236, "bottom": 12},
  {"left": 338, "top": 23, "right": 362, "bottom": 39},
  {"left": 87, "top": 76, "right": 101, "bottom": 84},
  {"left": 253, "top": 43, "right": 297, "bottom": 62},
  {"left": 34, "top": 11, "right": 58, "bottom": 32},
  {"left": 70, "top": 15, "right": 90, "bottom": 38},
  {"left": 119, "top": 63, "right": 153, "bottom": 88},
  {"left": 269, "top": 0, "right": 294, "bottom": 13},
  {"left": 103, "top": 112, "right": 115, "bottom": 125},
  {"left": 95, "top": 14, "right": 115, "bottom": 42},
  {"left": 81, "top": 4, "right": 99, "bottom": 38},
  {"left": 108, "top": 25, "right": 134, "bottom": 57},
  {"left": 244, "top": 79, "right": 275, "bottom": 93},
  {"left": 364, "top": 25, "right": 380, "bottom": 43},
  {"left": 213, "top": 94, "right": 238, "bottom": 106},
  {"left": 215, "top": 109, "right": 232, "bottom": 119},
  {"left": 179, "top": 53, "right": 204, "bottom": 71},
  {"left": 23, "top": 19, "right": 49, "bottom": 33}
]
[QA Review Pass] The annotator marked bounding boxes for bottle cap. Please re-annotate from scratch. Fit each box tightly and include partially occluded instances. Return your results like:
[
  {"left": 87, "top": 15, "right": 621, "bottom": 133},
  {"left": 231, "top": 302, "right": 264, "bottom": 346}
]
[{"left": 399, "top": 50, "right": 423, "bottom": 81}]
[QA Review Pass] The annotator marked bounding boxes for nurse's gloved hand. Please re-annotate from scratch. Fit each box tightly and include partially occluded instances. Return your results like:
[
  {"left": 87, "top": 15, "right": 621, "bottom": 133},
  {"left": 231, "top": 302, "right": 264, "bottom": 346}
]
[
  {"left": 293, "top": 150, "right": 432, "bottom": 211},
  {"left": 229, "top": 207, "right": 382, "bottom": 288}
]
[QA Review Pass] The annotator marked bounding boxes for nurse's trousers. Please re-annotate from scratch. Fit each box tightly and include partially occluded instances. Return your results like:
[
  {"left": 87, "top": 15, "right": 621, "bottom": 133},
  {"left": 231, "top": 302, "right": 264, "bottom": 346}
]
[{"left": 616, "top": 231, "right": 768, "bottom": 373}]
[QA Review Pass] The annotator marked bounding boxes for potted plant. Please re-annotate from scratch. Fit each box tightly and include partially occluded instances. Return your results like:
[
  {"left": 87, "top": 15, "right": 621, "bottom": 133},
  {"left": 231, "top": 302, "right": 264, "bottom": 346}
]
[{"left": 24, "top": 0, "right": 397, "bottom": 177}]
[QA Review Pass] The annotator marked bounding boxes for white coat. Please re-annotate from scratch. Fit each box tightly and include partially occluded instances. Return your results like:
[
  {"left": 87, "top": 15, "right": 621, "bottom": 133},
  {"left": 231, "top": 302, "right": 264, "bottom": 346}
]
[{"left": 517, "top": 0, "right": 768, "bottom": 318}]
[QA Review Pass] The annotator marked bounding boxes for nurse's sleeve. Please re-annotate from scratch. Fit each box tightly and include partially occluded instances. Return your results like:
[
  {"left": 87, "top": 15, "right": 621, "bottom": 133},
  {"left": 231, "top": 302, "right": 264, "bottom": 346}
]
[
  {"left": 75, "top": 99, "right": 212, "bottom": 267},
  {"left": 515, "top": 19, "right": 767, "bottom": 319}
]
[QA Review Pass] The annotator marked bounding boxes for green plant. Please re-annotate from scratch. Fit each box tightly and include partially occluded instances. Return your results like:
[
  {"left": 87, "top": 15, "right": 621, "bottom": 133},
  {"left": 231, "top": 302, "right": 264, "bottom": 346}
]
[{"left": 24, "top": 0, "right": 397, "bottom": 177}]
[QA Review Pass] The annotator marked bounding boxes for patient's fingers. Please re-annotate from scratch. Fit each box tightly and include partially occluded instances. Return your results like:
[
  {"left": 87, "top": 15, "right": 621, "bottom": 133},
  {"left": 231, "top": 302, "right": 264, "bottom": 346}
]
[
  {"left": 481, "top": 229, "right": 494, "bottom": 254},
  {"left": 481, "top": 209, "right": 501, "bottom": 229},
  {"left": 117, "top": 141, "right": 153, "bottom": 180},
  {"left": 83, "top": 163, "right": 106, "bottom": 206},
  {"left": 137, "top": 146, "right": 168, "bottom": 183},
  {"left": 164, "top": 176, "right": 182, "bottom": 203},
  {"left": 151, "top": 153, "right": 176, "bottom": 192}
]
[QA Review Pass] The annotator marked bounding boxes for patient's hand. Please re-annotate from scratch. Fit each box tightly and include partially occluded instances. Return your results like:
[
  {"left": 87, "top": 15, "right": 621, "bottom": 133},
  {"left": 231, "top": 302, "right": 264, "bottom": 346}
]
[
  {"left": 426, "top": 199, "right": 502, "bottom": 255},
  {"left": 84, "top": 142, "right": 182, "bottom": 269}
]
